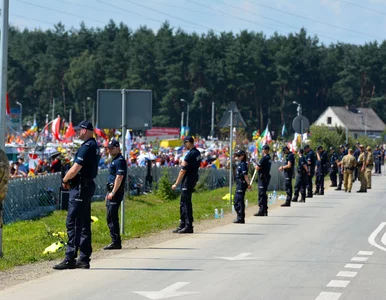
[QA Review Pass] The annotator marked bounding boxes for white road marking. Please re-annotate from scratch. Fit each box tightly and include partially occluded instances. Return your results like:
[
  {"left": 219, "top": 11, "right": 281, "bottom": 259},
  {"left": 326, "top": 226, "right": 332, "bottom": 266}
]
[
  {"left": 133, "top": 282, "right": 200, "bottom": 300},
  {"left": 315, "top": 292, "right": 342, "bottom": 300},
  {"left": 336, "top": 271, "right": 357, "bottom": 278},
  {"left": 368, "top": 222, "right": 386, "bottom": 252},
  {"left": 216, "top": 253, "right": 256, "bottom": 261},
  {"left": 357, "top": 251, "right": 374, "bottom": 256},
  {"left": 327, "top": 280, "right": 350, "bottom": 288},
  {"left": 351, "top": 257, "right": 368, "bottom": 262},
  {"left": 344, "top": 264, "right": 363, "bottom": 269}
]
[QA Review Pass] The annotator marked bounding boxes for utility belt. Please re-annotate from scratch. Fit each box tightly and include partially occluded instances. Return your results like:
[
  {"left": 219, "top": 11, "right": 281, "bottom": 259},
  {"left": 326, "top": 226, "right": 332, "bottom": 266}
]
[
  {"left": 344, "top": 166, "right": 355, "bottom": 171},
  {"left": 106, "top": 182, "right": 124, "bottom": 194},
  {"left": 367, "top": 164, "right": 373, "bottom": 167},
  {"left": 67, "top": 175, "right": 94, "bottom": 189},
  {"left": 297, "top": 168, "right": 306, "bottom": 174},
  {"left": 258, "top": 173, "right": 271, "bottom": 182}
]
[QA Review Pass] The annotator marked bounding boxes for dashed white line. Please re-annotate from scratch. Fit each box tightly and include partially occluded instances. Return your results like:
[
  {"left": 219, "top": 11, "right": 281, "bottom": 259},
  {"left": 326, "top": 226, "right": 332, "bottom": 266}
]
[
  {"left": 315, "top": 292, "right": 342, "bottom": 300},
  {"left": 357, "top": 251, "right": 374, "bottom": 256},
  {"left": 351, "top": 257, "right": 368, "bottom": 262},
  {"left": 327, "top": 280, "right": 350, "bottom": 288},
  {"left": 344, "top": 263, "right": 363, "bottom": 269},
  {"left": 336, "top": 271, "right": 357, "bottom": 278}
]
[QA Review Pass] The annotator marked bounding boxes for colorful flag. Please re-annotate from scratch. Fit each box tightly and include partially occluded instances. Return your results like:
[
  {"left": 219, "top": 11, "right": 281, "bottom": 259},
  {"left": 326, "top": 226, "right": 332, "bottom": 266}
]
[
  {"left": 5, "top": 93, "right": 10, "bottom": 115},
  {"left": 281, "top": 124, "right": 287, "bottom": 137},
  {"left": 51, "top": 117, "right": 61, "bottom": 141},
  {"left": 94, "top": 125, "right": 108, "bottom": 140}
]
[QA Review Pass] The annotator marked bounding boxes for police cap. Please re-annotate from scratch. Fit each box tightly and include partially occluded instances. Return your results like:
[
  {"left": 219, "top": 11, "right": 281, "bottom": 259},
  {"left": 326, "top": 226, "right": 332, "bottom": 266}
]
[
  {"left": 282, "top": 146, "right": 289, "bottom": 152},
  {"left": 303, "top": 145, "right": 310, "bottom": 150},
  {"left": 366, "top": 146, "right": 371, "bottom": 151},
  {"left": 262, "top": 145, "right": 270, "bottom": 150},
  {"left": 339, "top": 144, "right": 345, "bottom": 148},
  {"left": 298, "top": 149, "right": 304, "bottom": 154},
  {"left": 183, "top": 136, "right": 194, "bottom": 143},
  {"left": 75, "top": 120, "right": 93, "bottom": 131},
  {"left": 108, "top": 139, "right": 120, "bottom": 148},
  {"left": 356, "top": 141, "right": 360, "bottom": 145},
  {"left": 329, "top": 147, "right": 334, "bottom": 150},
  {"left": 234, "top": 149, "right": 246, "bottom": 156},
  {"left": 317, "top": 145, "right": 323, "bottom": 150}
]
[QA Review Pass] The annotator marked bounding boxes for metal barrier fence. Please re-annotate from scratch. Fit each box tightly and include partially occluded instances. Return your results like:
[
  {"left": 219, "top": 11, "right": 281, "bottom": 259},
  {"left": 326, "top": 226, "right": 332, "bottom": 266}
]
[{"left": 3, "top": 162, "right": 284, "bottom": 224}]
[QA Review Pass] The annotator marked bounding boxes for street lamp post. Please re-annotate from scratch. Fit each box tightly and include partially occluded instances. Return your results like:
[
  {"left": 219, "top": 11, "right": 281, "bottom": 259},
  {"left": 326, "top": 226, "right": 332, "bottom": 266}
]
[
  {"left": 292, "top": 101, "right": 302, "bottom": 116},
  {"left": 87, "top": 97, "right": 95, "bottom": 126},
  {"left": 358, "top": 110, "right": 368, "bottom": 136},
  {"left": 293, "top": 101, "right": 303, "bottom": 148},
  {"left": 16, "top": 101, "right": 22, "bottom": 131},
  {"left": 180, "top": 99, "right": 189, "bottom": 129}
]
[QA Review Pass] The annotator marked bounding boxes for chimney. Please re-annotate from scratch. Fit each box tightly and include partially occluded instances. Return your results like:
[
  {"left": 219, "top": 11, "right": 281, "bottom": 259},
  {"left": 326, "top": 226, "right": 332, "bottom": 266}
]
[{"left": 346, "top": 105, "right": 358, "bottom": 113}]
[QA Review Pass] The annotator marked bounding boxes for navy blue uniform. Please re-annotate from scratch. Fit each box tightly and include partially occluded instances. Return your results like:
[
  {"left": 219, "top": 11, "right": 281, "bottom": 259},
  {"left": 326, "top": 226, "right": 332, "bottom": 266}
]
[
  {"left": 306, "top": 150, "right": 316, "bottom": 197},
  {"left": 374, "top": 149, "right": 382, "bottom": 174},
  {"left": 293, "top": 156, "right": 308, "bottom": 201},
  {"left": 179, "top": 147, "right": 201, "bottom": 229},
  {"left": 234, "top": 161, "right": 248, "bottom": 221},
  {"left": 330, "top": 152, "right": 338, "bottom": 186},
  {"left": 315, "top": 151, "right": 328, "bottom": 194},
  {"left": 106, "top": 153, "right": 127, "bottom": 246},
  {"left": 65, "top": 137, "right": 99, "bottom": 264},
  {"left": 353, "top": 148, "right": 360, "bottom": 182},
  {"left": 257, "top": 154, "right": 271, "bottom": 214},
  {"left": 284, "top": 152, "right": 295, "bottom": 202}
]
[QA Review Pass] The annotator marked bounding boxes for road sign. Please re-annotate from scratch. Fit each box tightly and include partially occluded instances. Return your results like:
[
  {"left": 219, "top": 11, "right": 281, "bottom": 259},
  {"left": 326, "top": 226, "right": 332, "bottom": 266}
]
[
  {"left": 96, "top": 89, "right": 152, "bottom": 130},
  {"left": 218, "top": 102, "right": 246, "bottom": 128},
  {"left": 292, "top": 115, "right": 310, "bottom": 134}
]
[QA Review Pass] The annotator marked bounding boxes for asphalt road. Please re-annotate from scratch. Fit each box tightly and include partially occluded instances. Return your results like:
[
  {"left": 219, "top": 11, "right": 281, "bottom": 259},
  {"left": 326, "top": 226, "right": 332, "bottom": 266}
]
[{"left": 1, "top": 175, "right": 386, "bottom": 300}]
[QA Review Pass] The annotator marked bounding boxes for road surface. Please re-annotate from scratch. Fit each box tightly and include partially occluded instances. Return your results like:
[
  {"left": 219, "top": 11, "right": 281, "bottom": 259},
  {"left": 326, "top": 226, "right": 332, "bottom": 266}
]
[{"left": 1, "top": 175, "right": 386, "bottom": 300}]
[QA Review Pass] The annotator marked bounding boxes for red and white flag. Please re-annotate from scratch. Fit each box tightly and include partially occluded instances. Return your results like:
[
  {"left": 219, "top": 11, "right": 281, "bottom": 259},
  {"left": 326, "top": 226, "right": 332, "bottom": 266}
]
[{"left": 51, "top": 117, "right": 61, "bottom": 141}]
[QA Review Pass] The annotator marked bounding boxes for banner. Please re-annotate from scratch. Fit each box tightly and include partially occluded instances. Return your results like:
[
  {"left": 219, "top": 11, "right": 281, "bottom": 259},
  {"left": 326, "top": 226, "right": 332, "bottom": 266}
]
[{"left": 145, "top": 127, "right": 180, "bottom": 137}]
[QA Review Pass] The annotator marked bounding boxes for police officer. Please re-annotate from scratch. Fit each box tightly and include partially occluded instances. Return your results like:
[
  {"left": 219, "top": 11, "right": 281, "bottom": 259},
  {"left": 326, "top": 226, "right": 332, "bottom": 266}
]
[
  {"left": 292, "top": 149, "right": 309, "bottom": 202},
  {"left": 54, "top": 121, "right": 99, "bottom": 270},
  {"left": 335, "top": 145, "right": 345, "bottom": 191},
  {"left": 329, "top": 147, "right": 338, "bottom": 187},
  {"left": 304, "top": 145, "right": 316, "bottom": 198},
  {"left": 353, "top": 142, "right": 361, "bottom": 182},
  {"left": 357, "top": 145, "right": 367, "bottom": 193},
  {"left": 315, "top": 145, "right": 328, "bottom": 195},
  {"left": 374, "top": 145, "right": 381, "bottom": 174},
  {"left": 341, "top": 148, "right": 356, "bottom": 193},
  {"left": 233, "top": 150, "right": 251, "bottom": 224},
  {"left": 254, "top": 145, "right": 271, "bottom": 217},
  {"left": 172, "top": 136, "right": 201, "bottom": 233},
  {"left": 104, "top": 140, "right": 127, "bottom": 250},
  {"left": 365, "top": 146, "right": 374, "bottom": 189},
  {"left": 279, "top": 146, "right": 294, "bottom": 207}
]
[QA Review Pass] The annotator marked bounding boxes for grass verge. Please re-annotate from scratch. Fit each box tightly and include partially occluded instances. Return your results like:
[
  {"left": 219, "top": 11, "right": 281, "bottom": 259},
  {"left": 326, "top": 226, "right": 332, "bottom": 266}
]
[{"left": 0, "top": 187, "right": 260, "bottom": 271}]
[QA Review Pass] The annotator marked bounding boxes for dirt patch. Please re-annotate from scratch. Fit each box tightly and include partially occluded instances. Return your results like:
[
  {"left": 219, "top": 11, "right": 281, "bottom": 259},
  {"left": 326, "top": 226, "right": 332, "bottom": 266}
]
[{"left": 0, "top": 198, "right": 286, "bottom": 291}]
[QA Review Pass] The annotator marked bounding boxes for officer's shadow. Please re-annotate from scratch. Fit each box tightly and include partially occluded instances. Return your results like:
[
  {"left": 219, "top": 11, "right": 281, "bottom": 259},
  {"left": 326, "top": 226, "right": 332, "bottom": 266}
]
[{"left": 89, "top": 267, "right": 203, "bottom": 272}]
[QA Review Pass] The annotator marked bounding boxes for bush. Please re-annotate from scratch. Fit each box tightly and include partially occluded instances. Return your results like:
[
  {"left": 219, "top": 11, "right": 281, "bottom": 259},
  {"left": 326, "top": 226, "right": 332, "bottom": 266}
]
[{"left": 156, "top": 169, "right": 178, "bottom": 202}]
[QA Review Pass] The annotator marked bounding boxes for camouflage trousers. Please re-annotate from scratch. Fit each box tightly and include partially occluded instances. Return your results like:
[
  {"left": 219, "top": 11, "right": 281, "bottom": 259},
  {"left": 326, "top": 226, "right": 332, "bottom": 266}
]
[
  {"left": 365, "top": 168, "right": 373, "bottom": 189},
  {"left": 358, "top": 170, "right": 367, "bottom": 191},
  {"left": 343, "top": 170, "right": 353, "bottom": 192}
]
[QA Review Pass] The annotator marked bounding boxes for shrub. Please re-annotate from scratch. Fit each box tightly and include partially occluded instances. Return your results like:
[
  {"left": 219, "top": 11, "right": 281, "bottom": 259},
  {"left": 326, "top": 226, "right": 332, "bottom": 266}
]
[{"left": 156, "top": 169, "right": 178, "bottom": 202}]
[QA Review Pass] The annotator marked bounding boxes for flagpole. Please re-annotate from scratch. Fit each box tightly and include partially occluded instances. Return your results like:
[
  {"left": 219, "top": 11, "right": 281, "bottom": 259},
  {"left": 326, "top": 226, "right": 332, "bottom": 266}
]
[{"left": 229, "top": 109, "right": 233, "bottom": 206}]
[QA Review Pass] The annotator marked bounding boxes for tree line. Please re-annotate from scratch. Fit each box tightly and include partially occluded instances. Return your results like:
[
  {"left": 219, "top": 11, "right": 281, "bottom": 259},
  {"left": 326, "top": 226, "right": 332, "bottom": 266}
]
[{"left": 7, "top": 20, "right": 386, "bottom": 138}]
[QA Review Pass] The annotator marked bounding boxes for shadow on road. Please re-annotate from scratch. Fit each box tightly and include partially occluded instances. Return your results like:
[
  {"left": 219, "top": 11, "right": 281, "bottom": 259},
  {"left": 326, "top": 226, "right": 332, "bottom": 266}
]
[{"left": 90, "top": 267, "right": 203, "bottom": 271}]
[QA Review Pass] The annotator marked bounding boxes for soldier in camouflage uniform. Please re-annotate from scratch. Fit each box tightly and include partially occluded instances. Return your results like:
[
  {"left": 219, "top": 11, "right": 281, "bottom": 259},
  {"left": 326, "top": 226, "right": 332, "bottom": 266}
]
[
  {"left": 341, "top": 149, "right": 357, "bottom": 193},
  {"left": 365, "top": 146, "right": 374, "bottom": 189},
  {"left": 0, "top": 149, "right": 9, "bottom": 233},
  {"left": 357, "top": 145, "right": 367, "bottom": 193}
]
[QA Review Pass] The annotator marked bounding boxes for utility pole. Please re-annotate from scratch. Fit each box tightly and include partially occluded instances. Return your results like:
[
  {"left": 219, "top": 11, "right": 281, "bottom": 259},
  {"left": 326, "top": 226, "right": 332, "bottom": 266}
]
[
  {"left": 52, "top": 98, "right": 55, "bottom": 121},
  {"left": 211, "top": 101, "right": 215, "bottom": 139},
  {"left": 0, "top": 0, "right": 9, "bottom": 258}
]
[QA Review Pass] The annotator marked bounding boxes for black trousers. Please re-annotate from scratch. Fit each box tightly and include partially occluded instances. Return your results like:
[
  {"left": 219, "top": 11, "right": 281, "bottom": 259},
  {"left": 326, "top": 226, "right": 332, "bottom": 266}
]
[
  {"left": 306, "top": 172, "right": 314, "bottom": 196},
  {"left": 65, "top": 182, "right": 95, "bottom": 263},
  {"left": 338, "top": 169, "right": 343, "bottom": 188},
  {"left": 179, "top": 183, "right": 196, "bottom": 229},
  {"left": 284, "top": 171, "right": 293, "bottom": 201},
  {"left": 106, "top": 193, "right": 123, "bottom": 245},
  {"left": 234, "top": 185, "right": 246, "bottom": 220},
  {"left": 258, "top": 179, "right": 270, "bottom": 213},
  {"left": 330, "top": 168, "right": 337, "bottom": 186},
  {"left": 294, "top": 173, "right": 307, "bottom": 200},
  {"left": 316, "top": 171, "right": 325, "bottom": 193}
]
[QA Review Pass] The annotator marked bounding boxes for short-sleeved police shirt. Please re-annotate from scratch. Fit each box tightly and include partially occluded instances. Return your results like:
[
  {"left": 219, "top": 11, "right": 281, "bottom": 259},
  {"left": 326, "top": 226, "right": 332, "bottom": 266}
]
[
  {"left": 182, "top": 147, "right": 201, "bottom": 185},
  {"left": 258, "top": 154, "right": 271, "bottom": 178},
  {"left": 330, "top": 152, "right": 338, "bottom": 166},
  {"left": 298, "top": 156, "right": 307, "bottom": 173},
  {"left": 108, "top": 153, "right": 127, "bottom": 188},
  {"left": 236, "top": 161, "right": 248, "bottom": 181},
  {"left": 74, "top": 137, "right": 99, "bottom": 180},
  {"left": 306, "top": 150, "right": 316, "bottom": 168},
  {"left": 285, "top": 152, "right": 295, "bottom": 174}
]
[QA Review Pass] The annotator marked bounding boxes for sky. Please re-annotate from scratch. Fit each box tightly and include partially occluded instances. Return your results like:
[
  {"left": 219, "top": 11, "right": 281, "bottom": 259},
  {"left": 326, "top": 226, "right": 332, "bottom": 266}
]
[{"left": 9, "top": 0, "right": 386, "bottom": 45}]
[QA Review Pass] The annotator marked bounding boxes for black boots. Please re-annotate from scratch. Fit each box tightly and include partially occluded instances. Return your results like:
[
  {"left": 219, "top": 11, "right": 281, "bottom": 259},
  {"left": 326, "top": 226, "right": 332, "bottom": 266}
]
[{"left": 254, "top": 211, "right": 268, "bottom": 216}]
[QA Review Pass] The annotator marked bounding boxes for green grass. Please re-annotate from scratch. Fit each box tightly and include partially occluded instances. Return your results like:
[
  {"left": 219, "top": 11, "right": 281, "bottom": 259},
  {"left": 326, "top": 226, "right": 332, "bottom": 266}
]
[{"left": 0, "top": 187, "right": 259, "bottom": 271}]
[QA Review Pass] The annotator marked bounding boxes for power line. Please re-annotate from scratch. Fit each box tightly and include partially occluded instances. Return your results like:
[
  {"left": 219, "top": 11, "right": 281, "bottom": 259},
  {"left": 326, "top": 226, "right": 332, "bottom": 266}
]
[
  {"left": 11, "top": 14, "right": 57, "bottom": 26},
  {"left": 144, "top": 0, "right": 218, "bottom": 16},
  {"left": 338, "top": 0, "right": 386, "bottom": 16},
  {"left": 15, "top": 0, "right": 105, "bottom": 25},
  {"left": 123, "top": 0, "right": 221, "bottom": 32},
  {"left": 187, "top": 0, "right": 284, "bottom": 34},
  {"left": 216, "top": 0, "right": 338, "bottom": 41},
  {"left": 248, "top": 0, "right": 384, "bottom": 40}
]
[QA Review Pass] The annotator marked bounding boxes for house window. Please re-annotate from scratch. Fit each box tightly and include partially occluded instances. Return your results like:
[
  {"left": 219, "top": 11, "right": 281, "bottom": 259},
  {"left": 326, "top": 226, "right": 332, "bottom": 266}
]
[{"left": 327, "top": 117, "right": 332, "bottom": 125}]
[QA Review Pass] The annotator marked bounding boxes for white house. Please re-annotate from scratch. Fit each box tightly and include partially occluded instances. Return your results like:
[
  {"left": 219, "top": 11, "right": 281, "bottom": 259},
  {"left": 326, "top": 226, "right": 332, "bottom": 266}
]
[{"left": 313, "top": 106, "right": 386, "bottom": 139}]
